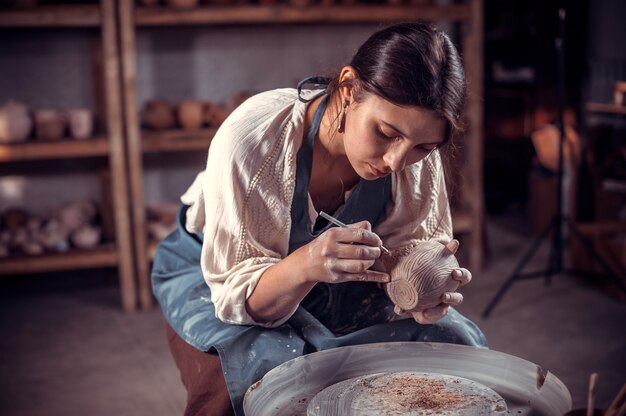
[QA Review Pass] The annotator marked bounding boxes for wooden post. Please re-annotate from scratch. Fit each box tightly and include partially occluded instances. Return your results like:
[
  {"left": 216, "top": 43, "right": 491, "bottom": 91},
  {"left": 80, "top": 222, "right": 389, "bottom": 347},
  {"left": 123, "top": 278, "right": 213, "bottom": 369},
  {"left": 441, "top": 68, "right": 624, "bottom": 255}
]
[
  {"left": 462, "top": 0, "right": 485, "bottom": 272},
  {"left": 101, "top": 0, "right": 137, "bottom": 312},
  {"left": 118, "top": 0, "right": 153, "bottom": 310}
]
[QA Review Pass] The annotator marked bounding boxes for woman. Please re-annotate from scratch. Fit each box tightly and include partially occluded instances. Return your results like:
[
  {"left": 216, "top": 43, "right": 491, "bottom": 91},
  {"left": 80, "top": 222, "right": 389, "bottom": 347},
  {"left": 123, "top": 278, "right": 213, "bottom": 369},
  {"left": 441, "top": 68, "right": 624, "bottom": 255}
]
[{"left": 152, "top": 22, "right": 487, "bottom": 416}]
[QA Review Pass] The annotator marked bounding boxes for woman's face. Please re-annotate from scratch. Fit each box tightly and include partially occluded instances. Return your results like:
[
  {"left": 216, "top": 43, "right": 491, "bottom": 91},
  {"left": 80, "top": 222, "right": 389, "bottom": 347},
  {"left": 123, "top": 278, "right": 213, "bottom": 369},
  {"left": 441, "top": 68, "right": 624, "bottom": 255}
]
[{"left": 341, "top": 92, "right": 447, "bottom": 180}]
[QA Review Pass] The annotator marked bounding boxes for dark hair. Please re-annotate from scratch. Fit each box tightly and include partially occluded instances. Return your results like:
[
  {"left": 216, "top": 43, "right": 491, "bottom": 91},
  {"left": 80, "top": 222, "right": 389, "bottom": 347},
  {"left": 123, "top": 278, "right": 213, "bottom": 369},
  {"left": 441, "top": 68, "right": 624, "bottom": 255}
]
[{"left": 328, "top": 22, "right": 466, "bottom": 142}]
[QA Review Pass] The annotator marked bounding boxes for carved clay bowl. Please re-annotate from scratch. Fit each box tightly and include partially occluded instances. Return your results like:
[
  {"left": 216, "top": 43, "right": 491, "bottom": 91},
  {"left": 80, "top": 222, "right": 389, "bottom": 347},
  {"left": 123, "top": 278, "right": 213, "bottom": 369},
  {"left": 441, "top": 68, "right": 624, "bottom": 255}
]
[{"left": 243, "top": 342, "right": 572, "bottom": 416}]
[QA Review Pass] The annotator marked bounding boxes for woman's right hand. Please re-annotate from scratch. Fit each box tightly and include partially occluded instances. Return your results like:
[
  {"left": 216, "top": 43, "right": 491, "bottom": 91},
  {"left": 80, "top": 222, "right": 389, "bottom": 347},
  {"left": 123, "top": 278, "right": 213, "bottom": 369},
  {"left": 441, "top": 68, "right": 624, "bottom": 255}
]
[{"left": 302, "top": 220, "right": 390, "bottom": 284}]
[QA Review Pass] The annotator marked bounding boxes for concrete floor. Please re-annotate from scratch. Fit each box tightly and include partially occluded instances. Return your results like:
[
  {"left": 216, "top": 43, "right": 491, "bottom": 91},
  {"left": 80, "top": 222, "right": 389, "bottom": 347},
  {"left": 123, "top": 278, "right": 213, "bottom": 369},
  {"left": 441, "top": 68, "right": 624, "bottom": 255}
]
[{"left": 1, "top": 215, "right": 625, "bottom": 415}]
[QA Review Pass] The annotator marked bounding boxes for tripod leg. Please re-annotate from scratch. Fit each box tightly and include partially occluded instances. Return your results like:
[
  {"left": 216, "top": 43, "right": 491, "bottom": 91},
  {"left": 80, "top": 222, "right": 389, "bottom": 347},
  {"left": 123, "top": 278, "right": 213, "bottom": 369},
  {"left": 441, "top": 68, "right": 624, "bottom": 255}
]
[
  {"left": 566, "top": 218, "right": 626, "bottom": 293},
  {"left": 482, "top": 217, "right": 556, "bottom": 318}
]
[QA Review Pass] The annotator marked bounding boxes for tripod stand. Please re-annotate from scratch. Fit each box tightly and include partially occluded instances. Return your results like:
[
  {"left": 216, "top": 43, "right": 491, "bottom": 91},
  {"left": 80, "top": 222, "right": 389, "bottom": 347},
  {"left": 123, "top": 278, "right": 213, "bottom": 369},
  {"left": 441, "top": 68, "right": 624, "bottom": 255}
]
[{"left": 482, "top": 8, "right": 626, "bottom": 318}]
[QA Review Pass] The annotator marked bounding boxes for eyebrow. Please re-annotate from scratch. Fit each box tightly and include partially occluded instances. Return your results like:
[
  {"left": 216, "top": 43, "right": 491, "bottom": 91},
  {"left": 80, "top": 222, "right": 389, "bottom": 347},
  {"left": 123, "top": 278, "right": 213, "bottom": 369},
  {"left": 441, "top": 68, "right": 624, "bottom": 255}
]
[{"left": 381, "top": 121, "right": 444, "bottom": 146}]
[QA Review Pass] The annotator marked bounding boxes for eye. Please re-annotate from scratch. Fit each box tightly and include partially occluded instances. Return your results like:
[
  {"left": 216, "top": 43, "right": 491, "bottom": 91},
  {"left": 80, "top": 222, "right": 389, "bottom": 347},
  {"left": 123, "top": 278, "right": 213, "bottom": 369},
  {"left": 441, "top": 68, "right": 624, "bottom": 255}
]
[{"left": 377, "top": 127, "right": 400, "bottom": 141}]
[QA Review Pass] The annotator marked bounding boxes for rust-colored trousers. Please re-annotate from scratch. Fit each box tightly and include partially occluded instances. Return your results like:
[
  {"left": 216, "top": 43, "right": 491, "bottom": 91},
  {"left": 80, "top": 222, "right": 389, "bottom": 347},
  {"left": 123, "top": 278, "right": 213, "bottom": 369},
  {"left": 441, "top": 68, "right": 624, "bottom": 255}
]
[{"left": 165, "top": 321, "right": 235, "bottom": 416}]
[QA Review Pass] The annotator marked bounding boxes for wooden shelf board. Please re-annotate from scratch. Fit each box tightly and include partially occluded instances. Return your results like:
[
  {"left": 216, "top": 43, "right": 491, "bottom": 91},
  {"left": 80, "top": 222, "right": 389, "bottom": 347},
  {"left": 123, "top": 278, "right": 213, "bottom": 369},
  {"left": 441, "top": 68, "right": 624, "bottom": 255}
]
[
  {"left": 0, "top": 245, "right": 119, "bottom": 275},
  {"left": 0, "top": 137, "right": 110, "bottom": 162},
  {"left": 134, "top": 4, "right": 470, "bottom": 26},
  {"left": 141, "top": 128, "right": 217, "bottom": 153},
  {"left": 0, "top": 4, "right": 101, "bottom": 28},
  {"left": 586, "top": 102, "right": 626, "bottom": 116}
]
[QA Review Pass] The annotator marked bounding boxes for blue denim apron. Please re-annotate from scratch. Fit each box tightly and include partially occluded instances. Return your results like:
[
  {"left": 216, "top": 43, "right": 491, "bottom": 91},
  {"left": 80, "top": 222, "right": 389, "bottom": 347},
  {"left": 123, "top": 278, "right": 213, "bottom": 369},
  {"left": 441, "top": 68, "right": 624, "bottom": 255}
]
[{"left": 152, "top": 93, "right": 487, "bottom": 415}]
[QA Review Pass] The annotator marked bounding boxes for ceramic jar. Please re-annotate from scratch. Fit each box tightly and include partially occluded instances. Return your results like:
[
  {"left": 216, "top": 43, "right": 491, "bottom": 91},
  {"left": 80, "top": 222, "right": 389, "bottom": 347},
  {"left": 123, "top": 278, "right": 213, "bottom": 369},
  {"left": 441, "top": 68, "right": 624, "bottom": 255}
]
[
  {"left": 66, "top": 108, "right": 94, "bottom": 140},
  {"left": 142, "top": 99, "right": 175, "bottom": 130},
  {"left": 0, "top": 100, "right": 33, "bottom": 144},
  {"left": 177, "top": 100, "right": 204, "bottom": 130},
  {"left": 34, "top": 110, "right": 66, "bottom": 140}
]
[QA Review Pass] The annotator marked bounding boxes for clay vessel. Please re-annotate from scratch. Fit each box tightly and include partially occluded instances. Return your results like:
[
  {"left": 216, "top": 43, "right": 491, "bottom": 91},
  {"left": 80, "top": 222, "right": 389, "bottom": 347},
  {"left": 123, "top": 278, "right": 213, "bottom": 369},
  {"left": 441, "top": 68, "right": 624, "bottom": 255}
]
[
  {"left": 71, "top": 224, "right": 102, "bottom": 250},
  {"left": 385, "top": 240, "right": 459, "bottom": 313},
  {"left": 0, "top": 100, "right": 33, "bottom": 144},
  {"left": 35, "top": 110, "right": 66, "bottom": 140},
  {"left": 203, "top": 102, "right": 228, "bottom": 127},
  {"left": 614, "top": 81, "right": 626, "bottom": 106},
  {"left": 177, "top": 100, "right": 204, "bottom": 130},
  {"left": 142, "top": 99, "right": 175, "bottom": 130},
  {"left": 66, "top": 108, "right": 94, "bottom": 140}
]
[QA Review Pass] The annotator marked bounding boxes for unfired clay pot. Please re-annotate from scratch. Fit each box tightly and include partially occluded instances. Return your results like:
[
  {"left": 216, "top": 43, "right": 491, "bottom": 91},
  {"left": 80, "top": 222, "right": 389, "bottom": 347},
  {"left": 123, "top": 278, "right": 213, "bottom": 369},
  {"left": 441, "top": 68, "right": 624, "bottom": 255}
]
[
  {"left": 35, "top": 110, "right": 66, "bottom": 140},
  {"left": 177, "top": 100, "right": 204, "bottom": 130},
  {"left": 142, "top": 99, "right": 175, "bottom": 130},
  {"left": 384, "top": 240, "right": 459, "bottom": 313},
  {"left": 0, "top": 100, "right": 33, "bottom": 144},
  {"left": 71, "top": 224, "right": 102, "bottom": 250},
  {"left": 66, "top": 109, "right": 94, "bottom": 140},
  {"left": 203, "top": 102, "right": 228, "bottom": 127}
]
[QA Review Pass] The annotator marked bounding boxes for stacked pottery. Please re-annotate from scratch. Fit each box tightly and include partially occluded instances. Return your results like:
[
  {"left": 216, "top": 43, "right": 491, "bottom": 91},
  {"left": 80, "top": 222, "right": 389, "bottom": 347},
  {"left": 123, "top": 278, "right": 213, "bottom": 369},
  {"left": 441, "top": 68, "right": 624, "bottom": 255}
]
[{"left": 0, "top": 100, "right": 32, "bottom": 144}]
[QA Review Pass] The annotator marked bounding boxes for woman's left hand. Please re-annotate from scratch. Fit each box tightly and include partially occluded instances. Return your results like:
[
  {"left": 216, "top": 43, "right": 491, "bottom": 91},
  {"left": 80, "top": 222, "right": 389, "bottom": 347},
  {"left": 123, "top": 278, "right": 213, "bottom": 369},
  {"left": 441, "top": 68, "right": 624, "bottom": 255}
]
[{"left": 409, "top": 267, "right": 472, "bottom": 324}]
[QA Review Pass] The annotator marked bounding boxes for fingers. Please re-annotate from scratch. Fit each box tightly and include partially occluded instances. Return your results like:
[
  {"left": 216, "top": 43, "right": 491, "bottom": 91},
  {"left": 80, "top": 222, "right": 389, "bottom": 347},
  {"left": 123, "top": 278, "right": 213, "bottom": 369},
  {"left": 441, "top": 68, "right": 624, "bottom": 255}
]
[
  {"left": 325, "top": 258, "right": 390, "bottom": 283},
  {"left": 411, "top": 304, "right": 449, "bottom": 324},
  {"left": 444, "top": 239, "right": 459, "bottom": 254},
  {"left": 441, "top": 292, "right": 463, "bottom": 306},
  {"left": 451, "top": 268, "right": 472, "bottom": 286},
  {"left": 347, "top": 220, "right": 372, "bottom": 232},
  {"left": 338, "top": 222, "right": 382, "bottom": 247}
]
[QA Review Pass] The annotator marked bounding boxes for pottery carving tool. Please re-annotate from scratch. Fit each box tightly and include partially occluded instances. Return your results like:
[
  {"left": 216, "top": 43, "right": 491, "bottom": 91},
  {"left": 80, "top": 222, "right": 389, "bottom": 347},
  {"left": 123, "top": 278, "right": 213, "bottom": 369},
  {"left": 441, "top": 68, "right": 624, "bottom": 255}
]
[{"left": 319, "top": 211, "right": 390, "bottom": 255}]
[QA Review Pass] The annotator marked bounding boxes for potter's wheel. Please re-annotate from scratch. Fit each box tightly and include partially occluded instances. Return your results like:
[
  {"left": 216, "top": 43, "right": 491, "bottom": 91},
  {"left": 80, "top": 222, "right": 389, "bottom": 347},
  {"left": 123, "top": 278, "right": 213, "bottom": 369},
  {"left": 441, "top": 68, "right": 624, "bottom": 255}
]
[
  {"left": 243, "top": 342, "right": 572, "bottom": 416},
  {"left": 307, "top": 372, "right": 508, "bottom": 415}
]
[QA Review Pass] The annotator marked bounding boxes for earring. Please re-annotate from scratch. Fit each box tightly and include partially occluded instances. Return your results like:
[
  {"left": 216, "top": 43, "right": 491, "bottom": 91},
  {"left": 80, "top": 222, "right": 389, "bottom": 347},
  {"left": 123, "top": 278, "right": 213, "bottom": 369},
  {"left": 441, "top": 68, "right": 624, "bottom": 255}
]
[{"left": 338, "top": 102, "right": 348, "bottom": 133}]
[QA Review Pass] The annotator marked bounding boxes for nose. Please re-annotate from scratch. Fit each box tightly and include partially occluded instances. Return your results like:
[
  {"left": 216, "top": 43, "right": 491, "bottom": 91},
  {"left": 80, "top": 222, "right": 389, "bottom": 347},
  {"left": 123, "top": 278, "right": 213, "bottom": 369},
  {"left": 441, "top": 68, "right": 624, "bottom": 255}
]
[{"left": 383, "top": 148, "right": 408, "bottom": 172}]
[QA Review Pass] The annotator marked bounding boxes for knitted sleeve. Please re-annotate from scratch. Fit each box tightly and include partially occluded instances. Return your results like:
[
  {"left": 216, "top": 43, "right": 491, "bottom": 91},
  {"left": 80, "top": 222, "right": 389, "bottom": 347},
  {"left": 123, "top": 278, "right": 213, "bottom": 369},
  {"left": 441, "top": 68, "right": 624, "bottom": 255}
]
[{"left": 181, "top": 89, "right": 306, "bottom": 327}]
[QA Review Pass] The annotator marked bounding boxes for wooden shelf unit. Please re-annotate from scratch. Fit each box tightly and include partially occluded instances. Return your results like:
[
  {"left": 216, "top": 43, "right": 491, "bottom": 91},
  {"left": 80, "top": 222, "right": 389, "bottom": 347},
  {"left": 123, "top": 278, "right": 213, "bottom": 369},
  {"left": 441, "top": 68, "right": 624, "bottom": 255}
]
[
  {"left": 0, "top": 4, "right": 101, "bottom": 28},
  {"left": 132, "top": 4, "right": 471, "bottom": 26},
  {"left": 0, "top": 137, "right": 110, "bottom": 162},
  {"left": 141, "top": 128, "right": 217, "bottom": 153},
  {"left": 0, "top": 245, "right": 118, "bottom": 275},
  {"left": 118, "top": 0, "right": 485, "bottom": 309},
  {"left": 0, "top": 0, "right": 137, "bottom": 312},
  {"left": 586, "top": 102, "right": 626, "bottom": 116}
]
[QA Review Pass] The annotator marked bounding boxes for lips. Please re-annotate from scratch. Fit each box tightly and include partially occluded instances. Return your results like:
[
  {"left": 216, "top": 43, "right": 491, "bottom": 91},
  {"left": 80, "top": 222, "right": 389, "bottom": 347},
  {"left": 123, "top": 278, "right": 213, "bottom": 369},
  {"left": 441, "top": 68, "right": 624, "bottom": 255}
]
[{"left": 369, "top": 164, "right": 389, "bottom": 178}]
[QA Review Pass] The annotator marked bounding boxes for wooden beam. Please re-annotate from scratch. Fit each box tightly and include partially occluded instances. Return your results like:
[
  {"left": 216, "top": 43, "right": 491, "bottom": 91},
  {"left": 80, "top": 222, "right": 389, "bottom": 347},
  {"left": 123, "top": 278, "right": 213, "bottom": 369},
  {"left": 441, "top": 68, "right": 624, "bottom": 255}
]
[
  {"left": 0, "top": 138, "right": 109, "bottom": 162},
  {"left": 134, "top": 4, "right": 470, "bottom": 26},
  {"left": 0, "top": 5, "right": 100, "bottom": 28},
  {"left": 0, "top": 247, "right": 118, "bottom": 275},
  {"left": 101, "top": 0, "right": 137, "bottom": 312},
  {"left": 118, "top": 0, "right": 152, "bottom": 310}
]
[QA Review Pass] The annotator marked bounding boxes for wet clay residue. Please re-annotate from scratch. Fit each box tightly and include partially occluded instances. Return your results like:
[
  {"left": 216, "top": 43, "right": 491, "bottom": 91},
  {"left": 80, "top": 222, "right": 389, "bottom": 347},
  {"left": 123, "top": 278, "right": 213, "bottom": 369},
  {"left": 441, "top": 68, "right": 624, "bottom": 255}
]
[{"left": 358, "top": 375, "right": 467, "bottom": 411}]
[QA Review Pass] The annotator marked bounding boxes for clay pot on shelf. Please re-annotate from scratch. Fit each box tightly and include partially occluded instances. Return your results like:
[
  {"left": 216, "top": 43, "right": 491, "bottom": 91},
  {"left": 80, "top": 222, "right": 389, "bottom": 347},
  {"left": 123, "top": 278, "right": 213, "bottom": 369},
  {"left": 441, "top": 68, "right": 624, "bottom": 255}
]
[
  {"left": 0, "top": 100, "right": 33, "bottom": 144},
  {"left": 177, "top": 100, "right": 205, "bottom": 130},
  {"left": 614, "top": 81, "right": 626, "bottom": 106},
  {"left": 70, "top": 224, "right": 102, "bottom": 250},
  {"left": 34, "top": 110, "right": 66, "bottom": 140},
  {"left": 203, "top": 102, "right": 228, "bottom": 127},
  {"left": 66, "top": 108, "right": 94, "bottom": 140},
  {"left": 142, "top": 99, "right": 176, "bottom": 131},
  {"left": 165, "top": 0, "right": 199, "bottom": 9}
]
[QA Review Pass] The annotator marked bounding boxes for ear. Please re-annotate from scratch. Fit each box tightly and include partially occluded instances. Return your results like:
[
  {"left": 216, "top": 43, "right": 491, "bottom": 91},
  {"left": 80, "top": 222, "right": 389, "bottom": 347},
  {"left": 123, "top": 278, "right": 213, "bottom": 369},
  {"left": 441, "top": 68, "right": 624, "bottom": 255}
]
[
  {"left": 338, "top": 65, "right": 358, "bottom": 103},
  {"left": 444, "top": 239, "right": 459, "bottom": 254}
]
